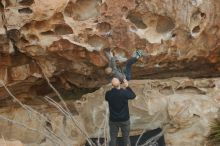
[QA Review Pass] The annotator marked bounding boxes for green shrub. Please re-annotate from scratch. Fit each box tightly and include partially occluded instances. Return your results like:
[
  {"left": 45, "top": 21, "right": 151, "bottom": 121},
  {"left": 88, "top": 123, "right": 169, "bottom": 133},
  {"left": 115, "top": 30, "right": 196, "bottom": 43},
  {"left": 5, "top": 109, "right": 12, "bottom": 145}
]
[{"left": 207, "top": 119, "right": 220, "bottom": 145}]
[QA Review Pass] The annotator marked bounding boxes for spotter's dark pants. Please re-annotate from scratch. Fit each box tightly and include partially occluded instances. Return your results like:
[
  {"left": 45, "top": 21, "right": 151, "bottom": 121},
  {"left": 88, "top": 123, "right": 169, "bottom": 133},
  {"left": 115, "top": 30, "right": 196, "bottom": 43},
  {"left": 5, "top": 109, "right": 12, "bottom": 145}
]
[{"left": 109, "top": 120, "right": 131, "bottom": 146}]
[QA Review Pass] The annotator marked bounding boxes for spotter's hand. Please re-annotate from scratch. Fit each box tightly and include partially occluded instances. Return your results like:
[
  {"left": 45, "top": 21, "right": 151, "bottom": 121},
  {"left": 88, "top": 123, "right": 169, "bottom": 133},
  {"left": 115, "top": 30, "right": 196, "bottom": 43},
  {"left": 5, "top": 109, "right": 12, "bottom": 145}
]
[{"left": 123, "top": 79, "right": 129, "bottom": 87}]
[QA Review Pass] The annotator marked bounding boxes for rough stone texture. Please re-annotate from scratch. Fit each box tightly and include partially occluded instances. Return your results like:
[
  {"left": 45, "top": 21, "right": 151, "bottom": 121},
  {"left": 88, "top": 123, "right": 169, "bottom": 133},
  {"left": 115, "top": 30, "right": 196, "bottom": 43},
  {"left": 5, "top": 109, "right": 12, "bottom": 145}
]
[
  {"left": 0, "top": 139, "right": 24, "bottom": 146},
  {"left": 0, "top": 0, "right": 220, "bottom": 146},
  {"left": 0, "top": 0, "right": 219, "bottom": 100},
  {"left": 0, "top": 78, "right": 220, "bottom": 146}
]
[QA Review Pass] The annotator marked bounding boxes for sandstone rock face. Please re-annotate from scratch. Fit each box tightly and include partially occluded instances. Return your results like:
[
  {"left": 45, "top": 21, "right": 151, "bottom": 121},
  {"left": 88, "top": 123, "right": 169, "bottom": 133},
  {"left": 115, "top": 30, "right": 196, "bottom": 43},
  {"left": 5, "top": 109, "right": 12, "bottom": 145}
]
[
  {"left": 0, "top": 0, "right": 220, "bottom": 100},
  {"left": 0, "top": 78, "right": 219, "bottom": 146},
  {"left": 0, "top": 139, "right": 24, "bottom": 146},
  {"left": 0, "top": 0, "right": 220, "bottom": 146}
]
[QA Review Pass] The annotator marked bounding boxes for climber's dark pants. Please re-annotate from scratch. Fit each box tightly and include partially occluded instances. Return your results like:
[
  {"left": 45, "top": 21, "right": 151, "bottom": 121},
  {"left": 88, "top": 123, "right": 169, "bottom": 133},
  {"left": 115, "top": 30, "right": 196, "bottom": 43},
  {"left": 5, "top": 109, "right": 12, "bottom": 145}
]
[
  {"left": 124, "top": 57, "right": 137, "bottom": 81},
  {"left": 108, "top": 56, "right": 137, "bottom": 81},
  {"left": 109, "top": 120, "right": 131, "bottom": 146}
]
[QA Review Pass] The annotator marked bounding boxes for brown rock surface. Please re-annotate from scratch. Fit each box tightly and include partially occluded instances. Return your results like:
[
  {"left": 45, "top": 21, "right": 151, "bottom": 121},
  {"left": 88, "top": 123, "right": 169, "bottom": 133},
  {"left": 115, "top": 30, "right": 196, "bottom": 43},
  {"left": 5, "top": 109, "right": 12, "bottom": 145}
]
[
  {"left": 0, "top": 0, "right": 220, "bottom": 145},
  {"left": 0, "top": 78, "right": 219, "bottom": 146},
  {"left": 0, "top": 139, "right": 24, "bottom": 146},
  {"left": 0, "top": 0, "right": 219, "bottom": 100}
]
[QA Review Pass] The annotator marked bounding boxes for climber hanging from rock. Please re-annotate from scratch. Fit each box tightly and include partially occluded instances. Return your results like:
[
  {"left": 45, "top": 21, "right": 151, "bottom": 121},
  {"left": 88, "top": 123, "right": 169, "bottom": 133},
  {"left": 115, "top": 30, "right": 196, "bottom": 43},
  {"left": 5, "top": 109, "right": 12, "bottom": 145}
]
[{"left": 104, "top": 48, "right": 144, "bottom": 82}]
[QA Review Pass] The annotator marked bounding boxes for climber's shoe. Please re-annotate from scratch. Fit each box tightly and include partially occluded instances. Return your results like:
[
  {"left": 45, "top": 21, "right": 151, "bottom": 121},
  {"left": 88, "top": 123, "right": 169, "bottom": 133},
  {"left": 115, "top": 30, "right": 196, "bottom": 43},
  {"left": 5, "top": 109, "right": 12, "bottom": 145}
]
[{"left": 133, "top": 49, "right": 144, "bottom": 59}]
